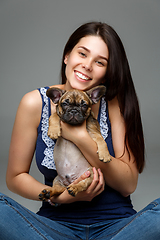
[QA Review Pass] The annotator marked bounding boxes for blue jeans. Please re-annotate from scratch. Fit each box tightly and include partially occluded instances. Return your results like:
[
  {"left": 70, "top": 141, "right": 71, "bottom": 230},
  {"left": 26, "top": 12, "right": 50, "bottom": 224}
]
[{"left": 0, "top": 193, "right": 160, "bottom": 240}]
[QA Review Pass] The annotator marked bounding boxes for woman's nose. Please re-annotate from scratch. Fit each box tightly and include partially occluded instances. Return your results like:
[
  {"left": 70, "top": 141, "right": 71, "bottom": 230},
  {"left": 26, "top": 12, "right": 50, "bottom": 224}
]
[{"left": 82, "top": 59, "right": 92, "bottom": 71}]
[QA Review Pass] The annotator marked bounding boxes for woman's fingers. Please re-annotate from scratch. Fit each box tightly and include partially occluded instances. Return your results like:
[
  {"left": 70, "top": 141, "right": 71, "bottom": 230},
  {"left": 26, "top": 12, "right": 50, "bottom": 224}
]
[
  {"left": 72, "top": 170, "right": 91, "bottom": 185},
  {"left": 85, "top": 167, "right": 105, "bottom": 196},
  {"left": 96, "top": 168, "right": 105, "bottom": 194}
]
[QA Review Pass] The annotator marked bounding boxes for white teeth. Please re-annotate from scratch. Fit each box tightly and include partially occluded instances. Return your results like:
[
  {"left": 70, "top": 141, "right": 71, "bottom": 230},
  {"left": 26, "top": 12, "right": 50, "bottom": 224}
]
[{"left": 75, "top": 72, "right": 90, "bottom": 80}]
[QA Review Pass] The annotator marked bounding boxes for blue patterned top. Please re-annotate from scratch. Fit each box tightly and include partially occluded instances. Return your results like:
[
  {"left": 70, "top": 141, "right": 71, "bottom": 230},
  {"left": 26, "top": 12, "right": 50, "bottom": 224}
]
[{"left": 36, "top": 87, "right": 136, "bottom": 224}]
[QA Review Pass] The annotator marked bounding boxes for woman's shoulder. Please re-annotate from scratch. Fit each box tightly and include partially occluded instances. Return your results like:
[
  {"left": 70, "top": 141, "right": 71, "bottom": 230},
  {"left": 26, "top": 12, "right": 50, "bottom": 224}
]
[
  {"left": 13, "top": 89, "right": 42, "bottom": 129},
  {"left": 19, "top": 89, "right": 42, "bottom": 113},
  {"left": 18, "top": 84, "right": 64, "bottom": 117},
  {"left": 19, "top": 84, "right": 63, "bottom": 109}
]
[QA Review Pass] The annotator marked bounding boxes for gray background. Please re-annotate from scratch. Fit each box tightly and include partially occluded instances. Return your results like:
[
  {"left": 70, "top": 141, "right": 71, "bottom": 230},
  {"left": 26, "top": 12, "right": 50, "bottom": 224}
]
[{"left": 0, "top": 0, "right": 160, "bottom": 213}]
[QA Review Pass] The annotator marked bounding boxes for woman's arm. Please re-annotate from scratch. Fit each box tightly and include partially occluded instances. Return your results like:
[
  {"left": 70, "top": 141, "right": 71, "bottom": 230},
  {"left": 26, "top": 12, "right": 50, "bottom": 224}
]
[
  {"left": 60, "top": 97, "right": 139, "bottom": 197},
  {"left": 6, "top": 90, "right": 49, "bottom": 200}
]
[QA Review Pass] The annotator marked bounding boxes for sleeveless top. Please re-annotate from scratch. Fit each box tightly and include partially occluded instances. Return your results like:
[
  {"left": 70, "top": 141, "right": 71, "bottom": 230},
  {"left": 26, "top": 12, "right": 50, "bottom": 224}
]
[{"left": 36, "top": 87, "right": 136, "bottom": 224}]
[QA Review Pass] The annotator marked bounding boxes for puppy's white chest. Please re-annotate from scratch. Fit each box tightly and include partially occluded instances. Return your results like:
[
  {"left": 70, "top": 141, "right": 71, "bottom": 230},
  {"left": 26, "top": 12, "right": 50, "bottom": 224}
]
[{"left": 54, "top": 137, "right": 90, "bottom": 186}]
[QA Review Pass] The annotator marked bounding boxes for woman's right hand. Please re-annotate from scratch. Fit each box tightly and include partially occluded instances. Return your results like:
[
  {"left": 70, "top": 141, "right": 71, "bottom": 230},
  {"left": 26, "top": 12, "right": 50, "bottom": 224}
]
[{"left": 51, "top": 167, "right": 105, "bottom": 204}]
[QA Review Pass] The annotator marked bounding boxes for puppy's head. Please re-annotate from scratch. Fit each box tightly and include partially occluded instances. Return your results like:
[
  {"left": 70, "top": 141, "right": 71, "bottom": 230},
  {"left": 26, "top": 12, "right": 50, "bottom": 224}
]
[{"left": 46, "top": 86, "right": 106, "bottom": 125}]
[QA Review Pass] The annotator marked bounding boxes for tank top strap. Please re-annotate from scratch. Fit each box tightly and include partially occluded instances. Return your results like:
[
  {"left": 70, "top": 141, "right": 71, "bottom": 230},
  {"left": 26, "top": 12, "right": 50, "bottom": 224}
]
[{"left": 37, "top": 87, "right": 56, "bottom": 170}]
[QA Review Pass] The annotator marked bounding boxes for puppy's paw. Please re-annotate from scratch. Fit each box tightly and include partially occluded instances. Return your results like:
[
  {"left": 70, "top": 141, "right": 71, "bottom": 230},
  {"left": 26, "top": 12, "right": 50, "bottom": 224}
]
[
  {"left": 98, "top": 151, "right": 112, "bottom": 163},
  {"left": 39, "top": 189, "right": 52, "bottom": 201},
  {"left": 48, "top": 131, "right": 60, "bottom": 140},
  {"left": 67, "top": 186, "right": 79, "bottom": 197},
  {"left": 48, "top": 128, "right": 61, "bottom": 139}
]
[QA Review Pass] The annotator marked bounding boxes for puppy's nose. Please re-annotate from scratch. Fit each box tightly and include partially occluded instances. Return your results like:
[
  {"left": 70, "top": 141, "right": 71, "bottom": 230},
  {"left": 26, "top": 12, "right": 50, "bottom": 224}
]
[{"left": 70, "top": 109, "right": 78, "bottom": 114}]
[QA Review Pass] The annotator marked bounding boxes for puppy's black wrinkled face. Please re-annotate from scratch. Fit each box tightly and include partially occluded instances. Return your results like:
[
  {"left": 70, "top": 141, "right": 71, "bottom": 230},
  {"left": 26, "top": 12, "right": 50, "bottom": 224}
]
[
  {"left": 57, "top": 90, "right": 92, "bottom": 125},
  {"left": 46, "top": 86, "right": 106, "bottom": 125}
]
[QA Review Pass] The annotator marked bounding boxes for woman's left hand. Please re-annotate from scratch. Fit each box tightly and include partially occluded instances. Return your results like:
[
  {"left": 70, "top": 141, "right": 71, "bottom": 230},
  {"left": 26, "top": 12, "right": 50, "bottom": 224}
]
[{"left": 50, "top": 167, "right": 105, "bottom": 204}]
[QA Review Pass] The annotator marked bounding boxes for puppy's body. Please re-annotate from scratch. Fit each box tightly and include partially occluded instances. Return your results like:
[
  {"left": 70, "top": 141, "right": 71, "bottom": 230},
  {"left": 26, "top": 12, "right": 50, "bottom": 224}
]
[
  {"left": 39, "top": 86, "right": 111, "bottom": 202},
  {"left": 53, "top": 137, "right": 93, "bottom": 197},
  {"left": 54, "top": 138, "right": 91, "bottom": 186}
]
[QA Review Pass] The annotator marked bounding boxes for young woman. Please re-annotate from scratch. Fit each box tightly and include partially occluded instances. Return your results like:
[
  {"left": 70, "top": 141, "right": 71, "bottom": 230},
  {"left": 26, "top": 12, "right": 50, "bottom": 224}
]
[{"left": 0, "top": 22, "right": 160, "bottom": 240}]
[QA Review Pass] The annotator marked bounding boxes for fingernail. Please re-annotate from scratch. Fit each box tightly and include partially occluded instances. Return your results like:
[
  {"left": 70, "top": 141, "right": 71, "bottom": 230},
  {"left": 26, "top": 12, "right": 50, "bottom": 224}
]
[{"left": 85, "top": 171, "right": 90, "bottom": 177}]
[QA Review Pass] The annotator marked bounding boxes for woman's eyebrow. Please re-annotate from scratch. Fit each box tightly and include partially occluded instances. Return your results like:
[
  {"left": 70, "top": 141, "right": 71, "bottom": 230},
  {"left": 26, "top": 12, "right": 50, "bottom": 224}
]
[{"left": 78, "top": 46, "right": 108, "bottom": 62}]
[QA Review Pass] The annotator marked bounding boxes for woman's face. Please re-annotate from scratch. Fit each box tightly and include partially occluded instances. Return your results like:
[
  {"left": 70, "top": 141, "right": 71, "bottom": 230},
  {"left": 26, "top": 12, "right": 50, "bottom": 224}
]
[{"left": 64, "top": 35, "right": 109, "bottom": 91}]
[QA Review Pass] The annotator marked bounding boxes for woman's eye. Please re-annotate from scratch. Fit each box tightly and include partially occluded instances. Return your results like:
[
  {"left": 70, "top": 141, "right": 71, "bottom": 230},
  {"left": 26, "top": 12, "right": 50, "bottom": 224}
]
[
  {"left": 79, "top": 52, "right": 86, "bottom": 57},
  {"left": 96, "top": 61, "right": 104, "bottom": 66}
]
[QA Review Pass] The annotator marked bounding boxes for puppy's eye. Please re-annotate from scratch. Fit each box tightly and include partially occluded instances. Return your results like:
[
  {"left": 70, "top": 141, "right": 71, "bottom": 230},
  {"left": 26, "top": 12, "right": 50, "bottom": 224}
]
[
  {"left": 61, "top": 99, "right": 70, "bottom": 108},
  {"left": 61, "top": 102, "right": 67, "bottom": 107},
  {"left": 81, "top": 100, "right": 88, "bottom": 111}
]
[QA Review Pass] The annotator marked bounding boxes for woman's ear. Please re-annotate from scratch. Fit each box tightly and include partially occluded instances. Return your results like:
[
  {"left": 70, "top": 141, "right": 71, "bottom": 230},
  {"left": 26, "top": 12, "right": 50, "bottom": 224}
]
[{"left": 64, "top": 54, "right": 69, "bottom": 64}]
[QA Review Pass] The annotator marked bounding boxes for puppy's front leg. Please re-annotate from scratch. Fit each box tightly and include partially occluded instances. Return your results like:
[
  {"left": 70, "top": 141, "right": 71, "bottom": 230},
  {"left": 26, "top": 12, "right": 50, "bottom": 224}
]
[
  {"left": 48, "top": 113, "right": 61, "bottom": 139},
  {"left": 67, "top": 167, "right": 94, "bottom": 197},
  {"left": 94, "top": 134, "right": 111, "bottom": 163},
  {"left": 39, "top": 177, "right": 66, "bottom": 202},
  {"left": 87, "top": 117, "right": 111, "bottom": 163}
]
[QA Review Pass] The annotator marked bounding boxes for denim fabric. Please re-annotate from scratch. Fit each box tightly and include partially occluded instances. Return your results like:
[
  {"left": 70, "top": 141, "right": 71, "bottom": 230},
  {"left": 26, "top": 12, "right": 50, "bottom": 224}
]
[{"left": 0, "top": 193, "right": 160, "bottom": 240}]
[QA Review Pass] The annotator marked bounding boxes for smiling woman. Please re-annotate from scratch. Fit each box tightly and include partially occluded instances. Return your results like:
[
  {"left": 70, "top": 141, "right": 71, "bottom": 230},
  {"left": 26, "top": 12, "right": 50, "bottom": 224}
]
[{"left": 1, "top": 21, "right": 160, "bottom": 240}]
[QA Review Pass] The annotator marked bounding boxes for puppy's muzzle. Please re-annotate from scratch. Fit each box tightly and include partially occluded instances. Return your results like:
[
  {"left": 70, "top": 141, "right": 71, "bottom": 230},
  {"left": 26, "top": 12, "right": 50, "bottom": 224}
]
[{"left": 62, "top": 109, "right": 85, "bottom": 125}]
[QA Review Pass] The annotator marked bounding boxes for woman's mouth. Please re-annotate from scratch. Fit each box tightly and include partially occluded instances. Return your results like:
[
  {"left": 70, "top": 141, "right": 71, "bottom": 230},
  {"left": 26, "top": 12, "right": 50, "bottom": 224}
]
[{"left": 75, "top": 71, "right": 91, "bottom": 81}]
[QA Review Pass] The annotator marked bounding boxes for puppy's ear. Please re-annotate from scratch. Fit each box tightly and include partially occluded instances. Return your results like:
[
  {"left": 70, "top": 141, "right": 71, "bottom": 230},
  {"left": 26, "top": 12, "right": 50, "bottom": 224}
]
[
  {"left": 46, "top": 87, "right": 65, "bottom": 103},
  {"left": 86, "top": 86, "right": 106, "bottom": 104}
]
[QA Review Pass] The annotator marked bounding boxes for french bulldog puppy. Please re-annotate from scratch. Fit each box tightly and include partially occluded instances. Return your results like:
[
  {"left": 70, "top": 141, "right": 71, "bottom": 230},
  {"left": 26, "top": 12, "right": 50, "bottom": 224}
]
[{"left": 39, "top": 86, "right": 111, "bottom": 203}]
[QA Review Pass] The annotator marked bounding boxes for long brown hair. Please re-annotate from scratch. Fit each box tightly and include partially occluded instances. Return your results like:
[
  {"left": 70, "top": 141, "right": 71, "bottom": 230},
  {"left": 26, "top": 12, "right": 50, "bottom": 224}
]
[{"left": 60, "top": 22, "right": 145, "bottom": 173}]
